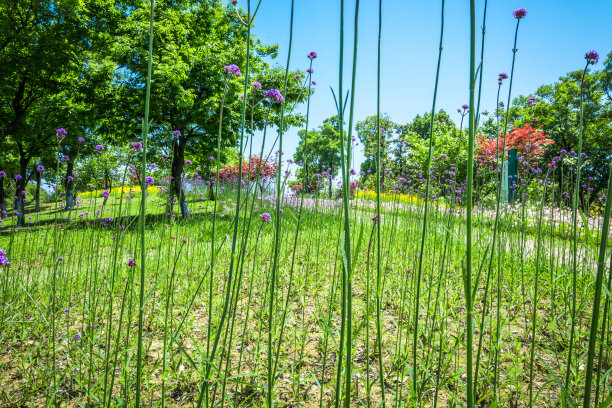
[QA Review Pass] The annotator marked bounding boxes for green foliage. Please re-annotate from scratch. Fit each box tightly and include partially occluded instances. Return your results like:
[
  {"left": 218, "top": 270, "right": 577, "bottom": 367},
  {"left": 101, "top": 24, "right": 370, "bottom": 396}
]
[
  {"left": 294, "top": 116, "right": 344, "bottom": 191},
  {"left": 356, "top": 114, "right": 396, "bottom": 178},
  {"left": 508, "top": 62, "right": 612, "bottom": 196}
]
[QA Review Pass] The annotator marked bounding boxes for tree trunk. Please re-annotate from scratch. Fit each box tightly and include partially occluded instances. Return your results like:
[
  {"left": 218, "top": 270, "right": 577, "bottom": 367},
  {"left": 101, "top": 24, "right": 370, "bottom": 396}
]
[
  {"left": 329, "top": 162, "right": 333, "bottom": 199},
  {"left": 0, "top": 177, "right": 6, "bottom": 218},
  {"left": 65, "top": 161, "right": 74, "bottom": 210},
  {"left": 170, "top": 136, "right": 188, "bottom": 218},
  {"left": 305, "top": 162, "right": 310, "bottom": 194},
  {"left": 102, "top": 169, "right": 111, "bottom": 207},
  {"left": 14, "top": 157, "right": 28, "bottom": 226},
  {"left": 35, "top": 166, "right": 41, "bottom": 212}
]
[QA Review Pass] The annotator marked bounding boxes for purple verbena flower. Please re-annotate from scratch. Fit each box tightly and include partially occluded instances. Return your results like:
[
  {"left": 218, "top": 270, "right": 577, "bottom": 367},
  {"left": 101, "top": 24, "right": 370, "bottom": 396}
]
[
  {"left": 585, "top": 50, "right": 599, "bottom": 65},
  {"left": 224, "top": 64, "right": 241, "bottom": 77},
  {"left": 132, "top": 142, "right": 142, "bottom": 150},
  {"left": 251, "top": 81, "right": 262, "bottom": 89},
  {"left": 513, "top": 8, "right": 527, "bottom": 19},
  {"left": 307, "top": 51, "right": 318, "bottom": 59},
  {"left": 260, "top": 213, "right": 272, "bottom": 223},
  {"left": 263, "top": 89, "right": 284, "bottom": 103},
  {"left": 56, "top": 128, "right": 67, "bottom": 141},
  {"left": 37, "top": 165, "right": 45, "bottom": 173},
  {"left": 95, "top": 145, "right": 104, "bottom": 151}
]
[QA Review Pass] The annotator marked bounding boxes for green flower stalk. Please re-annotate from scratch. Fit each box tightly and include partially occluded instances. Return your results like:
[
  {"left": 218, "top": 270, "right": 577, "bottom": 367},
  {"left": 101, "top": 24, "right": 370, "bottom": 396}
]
[
  {"left": 341, "top": 1, "right": 359, "bottom": 405},
  {"left": 134, "top": 1, "right": 154, "bottom": 406},
  {"left": 581, "top": 51, "right": 606, "bottom": 408},
  {"left": 374, "top": 0, "right": 385, "bottom": 404},
  {"left": 464, "top": 1, "right": 477, "bottom": 406},
  {"left": 267, "top": 1, "right": 294, "bottom": 406},
  {"left": 413, "top": 0, "right": 444, "bottom": 400},
  {"left": 564, "top": 50, "right": 599, "bottom": 403}
]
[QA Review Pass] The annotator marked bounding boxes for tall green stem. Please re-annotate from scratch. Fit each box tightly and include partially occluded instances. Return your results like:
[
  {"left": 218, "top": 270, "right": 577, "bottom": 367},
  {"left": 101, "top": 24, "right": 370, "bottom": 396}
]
[
  {"left": 267, "top": 1, "right": 294, "bottom": 406},
  {"left": 564, "top": 62, "right": 590, "bottom": 402},
  {"left": 134, "top": 2, "right": 154, "bottom": 406},
  {"left": 582, "top": 154, "right": 612, "bottom": 407},
  {"left": 412, "top": 0, "right": 444, "bottom": 399},
  {"left": 374, "top": 0, "right": 386, "bottom": 405},
  {"left": 341, "top": 1, "right": 359, "bottom": 406},
  {"left": 464, "top": 1, "right": 476, "bottom": 406}
]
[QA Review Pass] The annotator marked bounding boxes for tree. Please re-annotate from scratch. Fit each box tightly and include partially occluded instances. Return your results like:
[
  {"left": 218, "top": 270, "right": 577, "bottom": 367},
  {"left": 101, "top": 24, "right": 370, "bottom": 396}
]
[
  {"left": 356, "top": 114, "right": 397, "bottom": 185},
  {"left": 508, "top": 60, "right": 612, "bottom": 198},
  {"left": 0, "top": 0, "right": 119, "bottom": 224},
  {"left": 111, "top": 1, "right": 308, "bottom": 218},
  {"left": 477, "top": 124, "right": 554, "bottom": 167},
  {"left": 294, "top": 116, "right": 344, "bottom": 197}
]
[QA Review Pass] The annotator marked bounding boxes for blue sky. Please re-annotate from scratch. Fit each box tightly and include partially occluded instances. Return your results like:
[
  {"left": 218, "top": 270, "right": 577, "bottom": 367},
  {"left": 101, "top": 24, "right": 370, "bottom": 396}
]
[{"left": 246, "top": 0, "right": 612, "bottom": 171}]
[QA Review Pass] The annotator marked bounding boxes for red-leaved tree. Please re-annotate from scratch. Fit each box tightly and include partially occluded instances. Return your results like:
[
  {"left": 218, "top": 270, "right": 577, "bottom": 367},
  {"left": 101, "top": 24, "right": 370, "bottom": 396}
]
[
  {"left": 477, "top": 124, "right": 554, "bottom": 168},
  {"left": 215, "top": 156, "right": 278, "bottom": 192}
]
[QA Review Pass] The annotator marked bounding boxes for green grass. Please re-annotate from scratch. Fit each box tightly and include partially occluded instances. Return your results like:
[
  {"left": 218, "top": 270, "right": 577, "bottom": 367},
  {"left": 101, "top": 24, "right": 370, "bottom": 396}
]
[{"left": 0, "top": 188, "right": 610, "bottom": 407}]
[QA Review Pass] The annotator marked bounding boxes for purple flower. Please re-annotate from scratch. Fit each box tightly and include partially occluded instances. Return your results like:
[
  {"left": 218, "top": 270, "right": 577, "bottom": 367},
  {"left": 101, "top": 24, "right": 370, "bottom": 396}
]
[
  {"left": 295, "top": 74, "right": 301, "bottom": 80},
  {"left": 95, "top": 145, "right": 104, "bottom": 150},
  {"left": 209, "top": 156, "right": 215, "bottom": 161},
  {"left": 37, "top": 165, "right": 45, "bottom": 173},
  {"left": 306, "top": 68, "right": 314, "bottom": 74},
  {"left": 172, "top": 130, "right": 181, "bottom": 137},
  {"left": 145, "top": 176, "right": 154, "bottom": 185},
  {"left": 585, "top": 50, "right": 599, "bottom": 65},
  {"left": 263, "top": 89, "right": 284, "bottom": 103},
  {"left": 307, "top": 51, "right": 318, "bottom": 59},
  {"left": 440, "top": 154, "right": 447, "bottom": 159},
  {"left": 260, "top": 213, "right": 272, "bottom": 223},
  {"left": 0, "top": 171, "right": 4, "bottom": 178},
  {"left": 14, "top": 174, "right": 22, "bottom": 180},
  {"left": 132, "top": 142, "right": 143, "bottom": 150},
  {"left": 127, "top": 259, "right": 136, "bottom": 267},
  {"left": 461, "top": 104, "right": 469, "bottom": 110},
  {"left": 102, "top": 190, "right": 110, "bottom": 198},
  {"left": 311, "top": 80, "right": 317, "bottom": 85},
  {"left": 513, "top": 8, "right": 527, "bottom": 19},
  {"left": 63, "top": 308, "right": 70, "bottom": 313},
  {"left": 224, "top": 64, "right": 241, "bottom": 77},
  {"left": 498, "top": 72, "right": 508, "bottom": 80},
  {"left": 0, "top": 249, "right": 9, "bottom": 265},
  {"left": 185, "top": 160, "right": 192, "bottom": 165},
  {"left": 372, "top": 215, "right": 379, "bottom": 223},
  {"left": 56, "top": 128, "right": 67, "bottom": 141},
  {"left": 74, "top": 333, "right": 81, "bottom": 340},
  {"left": 251, "top": 81, "right": 262, "bottom": 89},
  {"left": 67, "top": 176, "right": 73, "bottom": 181}
]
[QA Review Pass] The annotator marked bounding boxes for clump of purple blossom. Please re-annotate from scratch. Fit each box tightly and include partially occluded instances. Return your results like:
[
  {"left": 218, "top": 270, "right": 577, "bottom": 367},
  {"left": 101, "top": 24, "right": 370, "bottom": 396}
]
[
  {"left": 224, "top": 64, "right": 242, "bottom": 77},
  {"left": 263, "top": 89, "right": 284, "bottom": 103},
  {"left": 585, "top": 50, "right": 599, "bottom": 65},
  {"left": 0, "top": 250, "right": 9, "bottom": 265},
  {"left": 260, "top": 213, "right": 272, "bottom": 223},
  {"left": 513, "top": 8, "right": 527, "bottom": 19}
]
